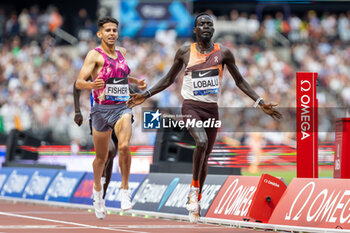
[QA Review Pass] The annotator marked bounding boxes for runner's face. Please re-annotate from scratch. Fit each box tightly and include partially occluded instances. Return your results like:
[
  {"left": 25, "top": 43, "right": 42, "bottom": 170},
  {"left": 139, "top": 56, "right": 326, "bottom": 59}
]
[
  {"left": 194, "top": 16, "right": 214, "bottom": 42},
  {"left": 99, "top": 22, "right": 119, "bottom": 45}
]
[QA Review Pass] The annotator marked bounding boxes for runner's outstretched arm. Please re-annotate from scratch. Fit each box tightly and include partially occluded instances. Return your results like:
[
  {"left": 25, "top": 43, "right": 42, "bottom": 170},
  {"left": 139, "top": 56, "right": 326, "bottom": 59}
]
[{"left": 222, "top": 46, "right": 282, "bottom": 120}]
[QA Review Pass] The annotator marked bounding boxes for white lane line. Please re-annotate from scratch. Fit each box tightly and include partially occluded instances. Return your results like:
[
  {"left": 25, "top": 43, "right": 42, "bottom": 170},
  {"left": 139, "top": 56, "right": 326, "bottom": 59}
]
[
  {"left": 0, "top": 211, "right": 148, "bottom": 233},
  {"left": 0, "top": 226, "right": 96, "bottom": 229},
  {"left": 109, "top": 225, "right": 225, "bottom": 229},
  {"left": 0, "top": 225, "right": 62, "bottom": 229},
  {"left": 12, "top": 211, "right": 91, "bottom": 215}
]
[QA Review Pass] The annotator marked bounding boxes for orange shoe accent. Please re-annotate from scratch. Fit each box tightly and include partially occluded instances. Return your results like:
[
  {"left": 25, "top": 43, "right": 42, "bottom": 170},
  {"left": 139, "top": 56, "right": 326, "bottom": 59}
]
[
  {"left": 191, "top": 179, "right": 199, "bottom": 188},
  {"left": 198, "top": 193, "right": 202, "bottom": 201}
]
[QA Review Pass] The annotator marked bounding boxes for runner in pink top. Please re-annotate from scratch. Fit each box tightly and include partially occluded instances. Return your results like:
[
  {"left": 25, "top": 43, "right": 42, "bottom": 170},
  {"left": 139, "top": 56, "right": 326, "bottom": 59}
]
[
  {"left": 93, "top": 47, "right": 131, "bottom": 105},
  {"left": 75, "top": 16, "right": 146, "bottom": 219}
]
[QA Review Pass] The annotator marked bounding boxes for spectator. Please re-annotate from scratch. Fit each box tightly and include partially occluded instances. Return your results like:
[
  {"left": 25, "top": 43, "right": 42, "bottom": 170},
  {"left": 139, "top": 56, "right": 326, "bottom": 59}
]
[
  {"left": 5, "top": 12, "right": 20, "bottom": 38},
  {"left": 338, "top": 13, "right": 350, "bottom": 41},
  {"left": 18, "top": 9, "right": 30, "bottom": 37},
  {"left": 48, "top": 6, "right": 62, "bottom": 32}
]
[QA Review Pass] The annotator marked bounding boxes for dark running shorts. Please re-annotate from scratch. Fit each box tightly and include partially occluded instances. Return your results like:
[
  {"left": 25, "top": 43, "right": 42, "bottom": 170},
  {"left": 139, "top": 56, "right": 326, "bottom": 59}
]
[
  {"left": 90, "top": 102, "right": 133, "bottom": 132},
  {"left": 181, "top": 99, "right": 219, "bottom": 155},
  {"left": 89, "top": 119, "right": 118, "bottom": 144}
]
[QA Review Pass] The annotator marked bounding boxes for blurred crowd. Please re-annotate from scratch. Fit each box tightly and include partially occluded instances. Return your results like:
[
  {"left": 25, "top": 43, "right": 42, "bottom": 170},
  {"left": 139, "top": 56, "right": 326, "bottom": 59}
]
[
  {"left": 0, "top": 6, "right": 349, "bottom": 148},
  {"left": 0, "top": 5, "right": 63, "bottom": 45}
]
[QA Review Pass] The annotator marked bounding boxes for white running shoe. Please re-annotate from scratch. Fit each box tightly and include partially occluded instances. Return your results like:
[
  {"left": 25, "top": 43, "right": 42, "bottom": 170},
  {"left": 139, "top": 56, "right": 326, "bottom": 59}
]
[
  {"left": 186, "top": 187, "right": 200, "bottom": 223},
  {"left": 186, "top": 187, "right": 199, "bottom": 212},
  {"left": 189, "top": 206, "right": 201, "bottom": 224},
  {"left": 93, "top": 189, "right": 106, "bottom": 220},
  {"left": 120, "top": 189, "right": 132, "bottom": 211}
]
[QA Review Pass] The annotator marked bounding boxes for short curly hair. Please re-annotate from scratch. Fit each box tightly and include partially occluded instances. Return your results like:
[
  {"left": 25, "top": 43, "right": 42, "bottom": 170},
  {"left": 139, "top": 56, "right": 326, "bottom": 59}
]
[{"left": 97, "top": 16, "right": 119, "bottom": 30}]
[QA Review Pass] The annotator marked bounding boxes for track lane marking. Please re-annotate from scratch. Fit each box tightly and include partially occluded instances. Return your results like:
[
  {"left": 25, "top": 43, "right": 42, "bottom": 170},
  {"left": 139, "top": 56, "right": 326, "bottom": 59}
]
[
  {"left": 0, "top": 225, "right": 61, "bottom": 229},
  {"left": 0, "top": 211, "right": 148, "bottom": 233},
  {"left": 11, "top": 211, "right": 91, "bottom": 215},
  {"left": 109, "top": 225, "right": 225, "bottom": 229},
  {"left": 0, "top": 226, "right": 103, "bottom": 229}
]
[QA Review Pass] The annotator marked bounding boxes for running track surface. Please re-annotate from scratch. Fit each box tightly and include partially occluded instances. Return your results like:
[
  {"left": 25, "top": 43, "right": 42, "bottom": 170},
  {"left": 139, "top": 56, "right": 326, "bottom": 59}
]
[{"left": 0, "top": 200, "right": 269, "bottom": 233}]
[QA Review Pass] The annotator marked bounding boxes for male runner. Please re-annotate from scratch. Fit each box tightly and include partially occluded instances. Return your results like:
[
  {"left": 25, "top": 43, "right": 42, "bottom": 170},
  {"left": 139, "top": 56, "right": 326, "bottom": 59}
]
[
  {"left": 127, "top": 13, "right": 282, "bottom": 223},
  {"left": 75, "top": 16, "right": 142, "bottom": 219},
  {"left": 73, "top": 77, "right": 145, "bottom": 200}
]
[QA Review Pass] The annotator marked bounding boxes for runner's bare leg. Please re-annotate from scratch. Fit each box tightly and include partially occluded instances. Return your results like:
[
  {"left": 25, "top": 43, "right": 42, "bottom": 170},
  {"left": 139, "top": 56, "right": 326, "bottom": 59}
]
[{"left": 114, "top": 114, "right": 132, "bottom": 190}]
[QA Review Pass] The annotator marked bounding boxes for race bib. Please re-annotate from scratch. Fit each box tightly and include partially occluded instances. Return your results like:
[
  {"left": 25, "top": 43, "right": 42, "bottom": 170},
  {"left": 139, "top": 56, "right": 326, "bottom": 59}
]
[
  {"left": 192, "top": 69, "right": 219, "bottom": 96},
  {"left": 105, "top": 77, "right": 129, "bottom": 101}
]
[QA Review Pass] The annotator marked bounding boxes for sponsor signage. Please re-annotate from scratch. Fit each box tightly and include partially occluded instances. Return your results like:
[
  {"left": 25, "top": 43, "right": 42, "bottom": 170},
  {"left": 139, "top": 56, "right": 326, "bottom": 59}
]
[
  {"left": 247, "top": 174, "right": 287, "bottom": 223},
  {"left": 0, "top": 168, "right": 14, "bottom": 193},
  {"left": 44, "top": 171, "right": 85, "bottom": 202},
  {"left": 22, "top": 169, "right": 59, "bottom": 200},
  {"left": 132, "top": 173, "right": 227, "bottom": 215},
  {"left": 159, "top": 174, "right": 227, "bottom": 215},
  {"left": 120, "top": 0, "right": 192, "bottom": 37},
  {"left": 136, "top": 2, "right": 171, "bottom": 20},
  {"left": 105, "top": 173, "right": 146, "bottom": 208},
  {"left": 71, "top": 172, "right": 146, "bottom": 208},
  {"left": 269, "top": 178, "right": 350, "bottom": 229},
  {"left": 296, "top": 72, "right": 318, "bottom": 178},
  {"left": 205, "top": 176, "right": 261, "bottom": 220},
  {"left": 0, "top": 167, "right": 13, "bottom": 193},
  {"left": 71, "top": 172, "right": 94, "bottom": 204},
  {"left": 132, "top": 173, "right": 180, "bottom": 212},
  {"left": 0, "top": 168, "right": 35, "bottom": 198}
]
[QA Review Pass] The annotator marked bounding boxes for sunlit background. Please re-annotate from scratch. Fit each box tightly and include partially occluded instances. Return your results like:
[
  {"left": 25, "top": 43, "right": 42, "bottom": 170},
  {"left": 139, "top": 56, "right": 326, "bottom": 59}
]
[{"left": 0, "top": 0, "right": 349, "bottom": 181}]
